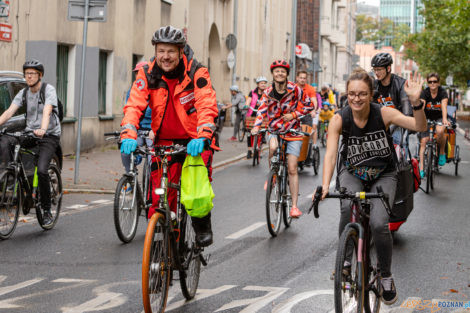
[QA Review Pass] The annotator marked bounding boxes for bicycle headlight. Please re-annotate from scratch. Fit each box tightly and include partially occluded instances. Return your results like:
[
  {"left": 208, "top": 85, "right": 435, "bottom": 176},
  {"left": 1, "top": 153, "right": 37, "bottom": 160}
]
[{"left": 154, "top": 188, "right": 165, "bottom": 195}]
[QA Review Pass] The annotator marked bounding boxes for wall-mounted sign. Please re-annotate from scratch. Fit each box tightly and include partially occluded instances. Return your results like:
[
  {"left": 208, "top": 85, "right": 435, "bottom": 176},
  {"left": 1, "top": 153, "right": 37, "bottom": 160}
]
[
  {"left": 0, "top": 22, "right": 12, "bottom": 42},
  {"left": 0, "top": 1, "right": 10, "bottom": 18}
]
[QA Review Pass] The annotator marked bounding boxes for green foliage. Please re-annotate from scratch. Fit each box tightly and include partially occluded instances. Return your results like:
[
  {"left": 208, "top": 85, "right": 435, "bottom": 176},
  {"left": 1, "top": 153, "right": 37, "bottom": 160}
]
[
  {"left": 405, "top": 0, "right": 470, "bottom": 88},
  {"left": 356, "top": 14, "right": 411, "bottom": 50}
]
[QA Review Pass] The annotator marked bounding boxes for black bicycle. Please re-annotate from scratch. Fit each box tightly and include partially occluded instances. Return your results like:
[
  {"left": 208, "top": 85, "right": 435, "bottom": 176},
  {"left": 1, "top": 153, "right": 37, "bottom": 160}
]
[
  {"left": 318, "top": 119, "right": 329, "bottom": 148},
  {"left": 238, "top": 113, "right": 247, "bottom": 142},
  {"left": 105, "top": 131, "right": 153, "bottom": 243},
  {"left": 265, "top": 128, "right": 308, "bottom": 237},
  {"left": 0, "top": 131, "right": 62, "bottom": 239},
  {"left": 250, "top": 129, "right": 267, "bottom": 166},
  {"left": 311, "top": 185, "right": 392, "bottom": 313},
  {"left": 142, "top": 144, "right": 208, "bottom": 313}
]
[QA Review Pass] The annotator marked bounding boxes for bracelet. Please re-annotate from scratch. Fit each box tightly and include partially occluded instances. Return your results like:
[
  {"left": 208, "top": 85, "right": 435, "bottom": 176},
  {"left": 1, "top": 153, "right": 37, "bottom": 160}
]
[{"left": 412, "top": 103, "right": 424, "bottom": 111}]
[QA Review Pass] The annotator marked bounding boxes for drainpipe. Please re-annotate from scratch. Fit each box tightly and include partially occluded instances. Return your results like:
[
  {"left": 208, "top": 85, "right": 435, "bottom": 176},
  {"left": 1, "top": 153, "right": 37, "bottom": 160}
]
[
  {"left": 290, "top": 0, "right": 297, "bottom": 82},
  {"left": 232, "top": 0, "right": 238, "bottom": 87}
]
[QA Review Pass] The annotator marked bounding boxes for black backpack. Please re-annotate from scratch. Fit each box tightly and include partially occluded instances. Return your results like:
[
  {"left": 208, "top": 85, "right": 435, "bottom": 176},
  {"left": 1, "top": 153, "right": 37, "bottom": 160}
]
[{"left": 22, "top": 83, "right": 64, "bottom": 122}]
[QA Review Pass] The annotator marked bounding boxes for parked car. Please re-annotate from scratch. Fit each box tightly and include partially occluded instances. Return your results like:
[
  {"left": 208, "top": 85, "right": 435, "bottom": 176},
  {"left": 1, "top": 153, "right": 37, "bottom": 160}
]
[{"left": 0, "top": 71, "right": 27, "bottom": 131}]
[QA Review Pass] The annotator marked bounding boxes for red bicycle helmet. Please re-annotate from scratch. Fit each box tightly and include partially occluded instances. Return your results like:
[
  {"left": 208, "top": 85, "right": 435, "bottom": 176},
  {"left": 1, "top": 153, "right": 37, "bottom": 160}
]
[{"left": 270, "top": 59, "right": 290, "bottom": 75}]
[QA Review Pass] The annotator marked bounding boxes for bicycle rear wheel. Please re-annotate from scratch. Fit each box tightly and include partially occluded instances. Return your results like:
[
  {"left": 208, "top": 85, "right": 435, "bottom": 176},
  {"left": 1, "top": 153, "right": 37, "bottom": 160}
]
[
  {"left": 454, "top": 145, "right": 460, "bottom": 176},
  {"left": 334, "top": 226, "right": 364, "bottom": 313},
  {"left": 142, "top": 158, "right": 151, "bottom": 208},
  {"left": 312, "top": 146, "right": 320, "bottom": 175},
  {"left": 0, "top": 171, "right": 21, "bottom": 240},
  {"left": 142, "top": 213, "right": 171, "bottom": 313},
  {"left": 179, "top": 210, "right": 201, "bottom": 300},
  {"left": 114, "top": 175, "right": 140, "bottom": 243},
  {"left": 37, "top": 164, "right": 62, "bottom": 230},
  {"left": 266, "top": 170, "right": 282, "bottom": 237}
]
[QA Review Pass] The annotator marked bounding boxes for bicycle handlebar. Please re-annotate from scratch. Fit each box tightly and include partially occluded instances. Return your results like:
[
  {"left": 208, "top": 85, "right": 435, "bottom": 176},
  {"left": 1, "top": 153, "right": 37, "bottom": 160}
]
[
  {"left": 0, "top": 130, "right": 38, "bottom": 139},
  {"left": 308, "top": 185, "right": 392, "bottom": 219}
]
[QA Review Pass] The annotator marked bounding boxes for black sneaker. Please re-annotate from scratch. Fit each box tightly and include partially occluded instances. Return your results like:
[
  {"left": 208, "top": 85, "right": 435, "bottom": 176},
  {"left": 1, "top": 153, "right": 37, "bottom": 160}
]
[
  {"left": 381, "top": 276, "right": 398, "bottom": 305},
  {"left": 42, "top": 209, "right": 53, "bottom": 226}
]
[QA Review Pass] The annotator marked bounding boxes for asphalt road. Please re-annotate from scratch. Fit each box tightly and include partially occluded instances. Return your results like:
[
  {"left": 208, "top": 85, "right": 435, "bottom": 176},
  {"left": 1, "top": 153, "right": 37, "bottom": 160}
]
[{"left": 1, "top": 136, "right": 469, "bottom": 313}]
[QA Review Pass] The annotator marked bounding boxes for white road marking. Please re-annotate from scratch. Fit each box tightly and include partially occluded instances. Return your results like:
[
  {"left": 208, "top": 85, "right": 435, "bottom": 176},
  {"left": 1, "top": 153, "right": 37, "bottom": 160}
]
[
  {"left": 272, "top": 289, "right": 334, "bottom": 313},
  {"left": 0, "top": 278, "right": 44, "bottom": 298},
  {"left": 90, "top": 200, "right": 112, "bottom": 204},
  {"left": 214, "top": 286, "right": 289, "bottom": 313},
  {"left": 61, "top": 281, "right": 136, "bottom": 313},
  {"left": 0, "top": 276, "right": 6, "bottom": 284},
  {"left": 66, "top": 204, "right": 88, "bottom": 209},
  {"left": 165, "top": 285, "right": 237, "bottom": 312},
  {"left": 225, "top": 222, "right": 265, "bottom": 239},
  {"left": 0, "top": 278, "right": 95, "bottom": 309}
]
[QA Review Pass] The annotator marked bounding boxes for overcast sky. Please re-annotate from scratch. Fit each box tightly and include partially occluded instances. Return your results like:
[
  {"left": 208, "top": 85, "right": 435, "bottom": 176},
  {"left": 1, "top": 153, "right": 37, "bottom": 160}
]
[{"left": 358, "top": 0, "right": 380, "bottom": 6}]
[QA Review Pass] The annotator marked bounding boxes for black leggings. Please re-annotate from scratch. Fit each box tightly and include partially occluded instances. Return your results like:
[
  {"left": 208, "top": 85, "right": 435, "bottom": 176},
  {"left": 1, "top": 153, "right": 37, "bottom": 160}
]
[{"left": 0, "top": 135, "right": 60, "bottom": 210}]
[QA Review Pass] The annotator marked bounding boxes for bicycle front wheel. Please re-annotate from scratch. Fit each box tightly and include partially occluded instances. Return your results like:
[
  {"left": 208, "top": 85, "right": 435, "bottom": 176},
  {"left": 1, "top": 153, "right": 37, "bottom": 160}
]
[
  {"left": 114, "top": 175, "right": 140, "bottom": 243},
  {"left": 142, "top": 213, "right": 171, "bottom": 313},
  {"left": 266, "top": 170, "right": 282, "bottom": 237},
  {"left": 0, "top": 171, "right": 21, "bottom": 240},
  {"left": 252, "top": 135, "right": 259, "bottom": 166},
  {"left": 364, "top": 238, "right": 381, "bottom": 313},
  {"left": 424, "top": 147, "right": 432, "bottom": 194},
  {"left": 282, "top": 176, "right": 292, "bottom": 227},
  {"left": 37, "top": 164, "right": 62, "bottom": 230},
  {"left": 179, "top": 210, "right": 201, "bottom": 300},
  {"left": 334, "top": 226, "right": 364, "bottom": 313},
  {"left": 320, "top": 124, "right": 326, "bottom": 147}
]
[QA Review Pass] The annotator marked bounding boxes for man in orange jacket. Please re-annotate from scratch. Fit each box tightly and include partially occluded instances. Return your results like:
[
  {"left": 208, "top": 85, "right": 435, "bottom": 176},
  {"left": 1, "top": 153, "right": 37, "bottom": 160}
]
[{"left": 120, "top": 25, "right": 218, "bottom": 247}]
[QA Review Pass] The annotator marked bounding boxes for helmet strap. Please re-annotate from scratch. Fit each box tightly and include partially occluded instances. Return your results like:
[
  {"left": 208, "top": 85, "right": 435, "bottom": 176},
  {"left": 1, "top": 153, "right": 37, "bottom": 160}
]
[{"left": 29, "top": 77, "right": 41, "bottom": 89}]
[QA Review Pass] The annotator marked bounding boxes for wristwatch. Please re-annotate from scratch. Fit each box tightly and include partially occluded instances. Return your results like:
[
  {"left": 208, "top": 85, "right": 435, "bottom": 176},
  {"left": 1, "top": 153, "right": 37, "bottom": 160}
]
[{"left": 412, "top": 102, "right": 424, "bottom": 110}]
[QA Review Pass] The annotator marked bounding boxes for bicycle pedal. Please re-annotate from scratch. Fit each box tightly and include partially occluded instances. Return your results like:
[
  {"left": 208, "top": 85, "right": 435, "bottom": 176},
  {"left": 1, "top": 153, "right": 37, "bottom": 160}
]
[{"left": 200, "top": 253, "right": 210, "bottom": 266}]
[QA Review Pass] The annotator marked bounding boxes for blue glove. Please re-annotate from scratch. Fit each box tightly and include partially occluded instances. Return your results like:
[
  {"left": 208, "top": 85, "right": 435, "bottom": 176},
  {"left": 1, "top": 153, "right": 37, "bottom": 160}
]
[
  {"left": 187, "top": 138, "right": 206, "bottom": 157},
  {"left": 134, "top": 154, "right": 143, "bottom": 165},
  {"left": 121, "top": 139, "right": 137, "bottom": 154}
]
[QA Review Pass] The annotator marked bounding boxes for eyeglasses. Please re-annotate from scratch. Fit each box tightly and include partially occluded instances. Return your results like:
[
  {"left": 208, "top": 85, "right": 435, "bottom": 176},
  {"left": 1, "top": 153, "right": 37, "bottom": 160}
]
[
  {"left": 348, "top": 92, "right": 369, "bottom": 99},
  {"left": 24, "top": 72, "right": 39, "bottom": 76},
  {"left": 427, "top": 80, "right": 438, "bottom": 84},
  {"left": 372, "top": 68, "right": 385, "bottom": 73}
]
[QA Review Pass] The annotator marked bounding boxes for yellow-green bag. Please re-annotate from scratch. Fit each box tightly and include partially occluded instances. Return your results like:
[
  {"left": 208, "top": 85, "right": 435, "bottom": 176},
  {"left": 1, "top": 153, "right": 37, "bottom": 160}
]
[{"left": 181, "top": 155, "right": 214, "bottom": 218}]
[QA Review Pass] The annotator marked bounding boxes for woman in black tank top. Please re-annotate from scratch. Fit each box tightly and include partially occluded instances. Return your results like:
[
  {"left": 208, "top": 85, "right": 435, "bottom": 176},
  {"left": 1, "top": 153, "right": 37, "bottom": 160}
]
[{"left": 314, "top": 69, "right": 427, "bottom": 304}]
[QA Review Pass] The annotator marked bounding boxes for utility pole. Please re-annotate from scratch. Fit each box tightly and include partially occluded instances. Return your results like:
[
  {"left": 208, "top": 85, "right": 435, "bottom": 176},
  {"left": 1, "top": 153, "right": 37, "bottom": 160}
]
[{"left": 290, "top": 0, "right": 298, "bottom": 81}]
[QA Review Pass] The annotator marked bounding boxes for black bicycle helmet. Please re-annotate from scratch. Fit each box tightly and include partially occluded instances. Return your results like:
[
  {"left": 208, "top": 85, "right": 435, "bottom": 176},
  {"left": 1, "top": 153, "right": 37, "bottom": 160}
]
[
  {"left": 23, "top": 59, "right": 44, "bottom": 75},
  {"left": 371, "top": 53, "right": 393, "bottom": 68},
  {"left": 151, "top": 26, "right": 186, "bottom": 47}
]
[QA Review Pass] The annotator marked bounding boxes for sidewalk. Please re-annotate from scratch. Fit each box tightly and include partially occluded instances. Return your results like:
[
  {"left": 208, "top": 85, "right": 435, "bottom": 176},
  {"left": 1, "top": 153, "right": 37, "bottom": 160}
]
[{"left": 62, "top": 126, "right": 249, "bottom": 193}]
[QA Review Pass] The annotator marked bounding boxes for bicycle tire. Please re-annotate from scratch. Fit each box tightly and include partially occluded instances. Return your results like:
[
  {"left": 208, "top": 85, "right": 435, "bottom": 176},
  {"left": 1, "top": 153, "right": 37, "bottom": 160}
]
[
  {"left": 142, "top": 158, "right": 151, "bottom": 207},
  {"left": 334, "top": 226, "right": 364, "bottom": 313},
  {"left": 266, "top": 170, "right": 282, "bottom": 237},
  {"left": 238, "top": 119, "right": 246, "bottom": 142},
  {"left": 252, "top": 135, "right": 258, "bottom": 167},
  {"left": 282, "top": 176, "right": 292, "bottom": 227},
  {"left": 142, "top": 213, "right": 171, "bottom": 313},
  {"left": 320, "top": 124, "right": 326, "bottom": 147},
  {"left": 0, "top": 171, "right": 21, "bottom": 240},
  {"left": 425, "top": 147, "right": 432, "bottom": 194},
  {"left": 179, "top": 211, "right": 201, "bottom": 300},
  {"left": 363, "top": 238, "right": 381, "bottom": 313},
  {"left": 454, "top": 145, "right": 460, "bottom": 176},
  {"left": 312, "top": 146, "right": 320, "bottom": 175},
  {"left": 114, "top": 175, "right": 140, "bottom": 243},
  {"left": 37, "top": 164, "right": 62, "bottom": 230}
]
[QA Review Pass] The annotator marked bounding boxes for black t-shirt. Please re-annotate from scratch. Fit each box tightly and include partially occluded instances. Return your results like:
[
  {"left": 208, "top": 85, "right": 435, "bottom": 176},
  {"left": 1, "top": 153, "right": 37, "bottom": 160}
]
[
  {"left": 248, "top": 88, "right": 263, "bottom": 100},
  {"left": 420, "top": 86, "right": 448, "bottom": 121},
  {"left": 320, "top": 92, "right": 328, "bottom": 102},
  {"left": 375, "top": 82, "right": 395, "bottom": 108},
  {"left": 339, "top": 103, "right": 395, "bottom": 181},
  {"left": 272, "top": 86, "right": 286, "bottom": 101}
]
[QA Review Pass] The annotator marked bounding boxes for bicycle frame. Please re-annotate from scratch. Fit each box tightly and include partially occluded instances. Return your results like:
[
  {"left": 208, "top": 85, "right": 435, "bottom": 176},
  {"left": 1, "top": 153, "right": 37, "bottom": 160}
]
[{"left": 9, "top": 143, "right": 39, "bottom": 204}]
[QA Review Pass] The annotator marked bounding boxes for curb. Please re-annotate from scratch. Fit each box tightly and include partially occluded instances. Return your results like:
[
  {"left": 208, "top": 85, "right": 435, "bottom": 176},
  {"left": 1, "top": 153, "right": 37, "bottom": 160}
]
[{"left": 64, "top": 147, "right": 268, "bottom": 194}]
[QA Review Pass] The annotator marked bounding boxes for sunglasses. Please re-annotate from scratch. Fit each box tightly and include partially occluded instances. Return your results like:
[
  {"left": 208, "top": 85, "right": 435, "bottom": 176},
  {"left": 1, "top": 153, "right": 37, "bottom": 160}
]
[{"left": 427, "top": 80, "right": 438, "bottom": 84}]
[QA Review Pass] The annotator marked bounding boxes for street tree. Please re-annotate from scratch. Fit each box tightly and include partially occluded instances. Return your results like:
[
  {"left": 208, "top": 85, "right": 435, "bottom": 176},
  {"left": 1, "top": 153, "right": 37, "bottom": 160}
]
[{"left": 405, "top": 0, "right": 470, "bottom": 88}]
